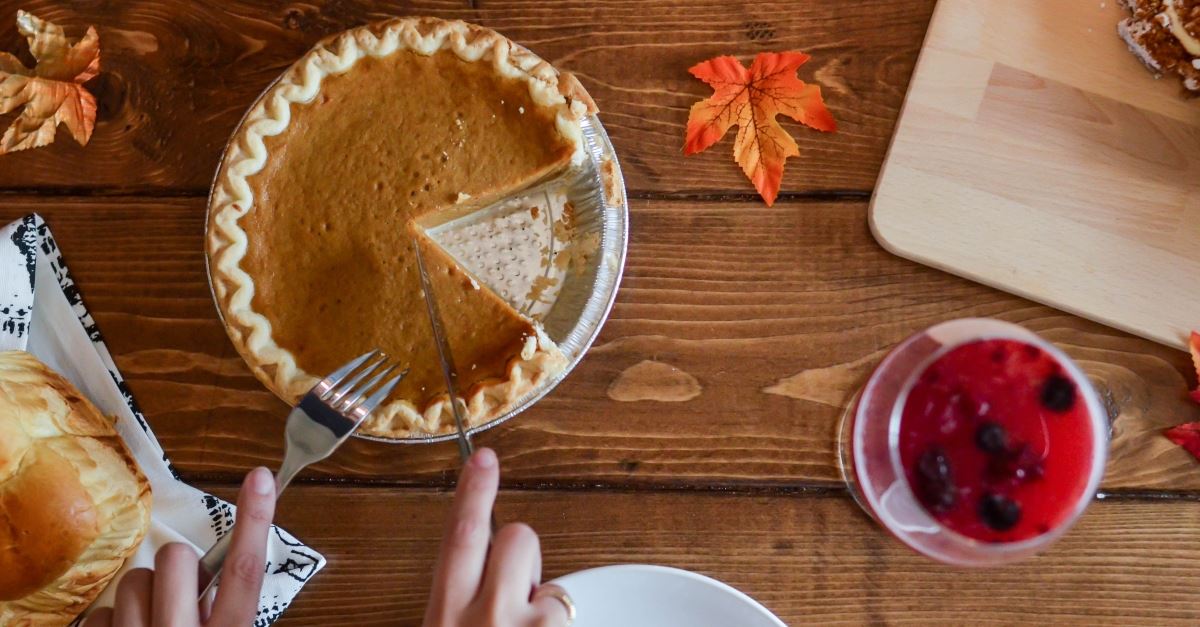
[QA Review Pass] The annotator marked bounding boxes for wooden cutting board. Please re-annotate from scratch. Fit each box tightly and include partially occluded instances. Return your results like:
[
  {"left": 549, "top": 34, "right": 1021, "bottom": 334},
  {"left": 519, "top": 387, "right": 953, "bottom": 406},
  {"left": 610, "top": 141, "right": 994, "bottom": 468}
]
[{"left": 871, "top": 0, "right": 1200, "bottom": 350}]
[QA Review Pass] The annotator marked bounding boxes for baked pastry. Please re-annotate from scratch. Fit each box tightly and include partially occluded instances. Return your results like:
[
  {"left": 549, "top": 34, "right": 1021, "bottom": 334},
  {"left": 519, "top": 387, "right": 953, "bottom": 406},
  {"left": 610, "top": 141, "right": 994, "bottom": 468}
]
[
  {"left": 1119, "top": 0, "right": 1200, "bottom": 92},
  {"left": 208, "top": 17, "right": 594, "bottom": 438},
  {"left": 0, "top": 351, "right": 152, "bottom": 625}
]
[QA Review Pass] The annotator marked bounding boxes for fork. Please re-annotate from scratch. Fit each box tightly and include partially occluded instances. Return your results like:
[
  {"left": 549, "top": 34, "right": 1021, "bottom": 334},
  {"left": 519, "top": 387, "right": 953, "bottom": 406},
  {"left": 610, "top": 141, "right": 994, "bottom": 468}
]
[{"left": 197, "top": 350, "right": 406, "bottom": 599}]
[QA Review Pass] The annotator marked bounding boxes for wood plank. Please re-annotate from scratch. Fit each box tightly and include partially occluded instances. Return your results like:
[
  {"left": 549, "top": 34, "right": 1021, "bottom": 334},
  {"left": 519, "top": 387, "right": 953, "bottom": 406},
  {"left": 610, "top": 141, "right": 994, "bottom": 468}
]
[
  {"left": 3, "top": 198, "right": 1195, "bottom": 490},
  {"left": 198, "top": 485, "right": 1200, "bottom": 625},
  {"left": 0, "top": 0, "right": 935, "bottom": 195}
]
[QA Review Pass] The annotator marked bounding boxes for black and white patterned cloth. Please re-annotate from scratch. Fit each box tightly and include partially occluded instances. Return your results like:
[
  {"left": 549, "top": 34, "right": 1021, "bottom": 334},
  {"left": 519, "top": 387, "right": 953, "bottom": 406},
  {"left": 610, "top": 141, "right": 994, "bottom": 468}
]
[{"left": 0, "top": 215, "right": 324, "bottom": 626}]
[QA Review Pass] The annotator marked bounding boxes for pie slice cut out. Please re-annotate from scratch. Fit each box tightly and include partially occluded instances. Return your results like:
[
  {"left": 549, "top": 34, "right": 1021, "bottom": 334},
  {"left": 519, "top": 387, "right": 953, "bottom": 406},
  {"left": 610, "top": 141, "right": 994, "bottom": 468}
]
[{"left": 427, "top": 185, "right": 574, "bottom": 322}]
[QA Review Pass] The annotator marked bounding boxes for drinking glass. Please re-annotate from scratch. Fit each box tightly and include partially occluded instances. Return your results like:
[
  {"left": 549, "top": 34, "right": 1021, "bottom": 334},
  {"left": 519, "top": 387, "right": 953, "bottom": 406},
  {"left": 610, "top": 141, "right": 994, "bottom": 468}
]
[{"left": 837, "top": 318, "right": 1109, "bottom": 566}]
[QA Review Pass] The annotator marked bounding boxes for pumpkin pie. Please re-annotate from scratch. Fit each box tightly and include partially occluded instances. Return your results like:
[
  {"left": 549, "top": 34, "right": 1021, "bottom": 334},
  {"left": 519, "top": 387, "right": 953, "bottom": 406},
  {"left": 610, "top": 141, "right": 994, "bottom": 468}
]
[{"left": 207, "top": 17, "right": 595, "bottom": 437}]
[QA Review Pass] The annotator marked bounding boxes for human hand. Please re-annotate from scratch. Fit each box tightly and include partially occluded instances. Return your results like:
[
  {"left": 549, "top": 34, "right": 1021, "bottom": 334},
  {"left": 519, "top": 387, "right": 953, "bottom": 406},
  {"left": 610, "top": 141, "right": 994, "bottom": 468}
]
[
  {"left": 84, "top": 466, "right": 278, "bottom": 627},
  {"left": 423, "top": 448, "right": 572, "bottom": 627}
]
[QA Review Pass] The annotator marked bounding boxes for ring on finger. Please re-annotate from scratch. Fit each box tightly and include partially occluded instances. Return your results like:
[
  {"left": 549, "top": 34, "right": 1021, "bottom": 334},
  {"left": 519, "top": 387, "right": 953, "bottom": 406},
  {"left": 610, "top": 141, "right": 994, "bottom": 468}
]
[{"left": 532, "top": 583, "right": 575, "bottom": 626}]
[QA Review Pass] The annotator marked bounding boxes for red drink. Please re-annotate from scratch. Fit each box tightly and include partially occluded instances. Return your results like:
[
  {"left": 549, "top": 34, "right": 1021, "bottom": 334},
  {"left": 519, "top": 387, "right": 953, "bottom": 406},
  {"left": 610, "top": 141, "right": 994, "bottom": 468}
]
[
  {"left": 841, "top": 319, "right": 1107, "bottom": 565},
  {"left": 898, "top": 339, "right": 1095, "bottom": 543}
]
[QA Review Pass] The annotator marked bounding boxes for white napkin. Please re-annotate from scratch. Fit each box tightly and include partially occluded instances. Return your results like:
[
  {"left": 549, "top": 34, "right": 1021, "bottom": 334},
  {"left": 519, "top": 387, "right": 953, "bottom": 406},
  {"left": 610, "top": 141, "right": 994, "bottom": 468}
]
[{"left": 0, "top": 215, "right": 325, "bottom": 626}]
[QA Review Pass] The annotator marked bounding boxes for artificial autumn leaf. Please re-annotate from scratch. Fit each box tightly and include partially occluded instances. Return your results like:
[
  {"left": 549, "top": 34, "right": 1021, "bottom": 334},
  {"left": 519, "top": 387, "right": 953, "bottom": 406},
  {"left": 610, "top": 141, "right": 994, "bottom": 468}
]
[
  {"left": 1162, "top": 332, "right": 1200, "bottom": 461},
  {"left": 0, "top": 10, "right": 99, "bottom": 154},
  {"left": 1190, "top": 331, "right": 1200, "bottom": 404},
  {"left": 684, "top": 52, "right": 836, "bottom": 206},
  {"left": 1165, "top": 422, "right": 1200, "bottom": 461}
]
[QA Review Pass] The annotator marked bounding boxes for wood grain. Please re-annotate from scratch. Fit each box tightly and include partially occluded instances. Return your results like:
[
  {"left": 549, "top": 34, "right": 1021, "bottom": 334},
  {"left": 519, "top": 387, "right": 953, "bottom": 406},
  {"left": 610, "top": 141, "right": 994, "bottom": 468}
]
[
  {"left": 4, "top": 197, "right": 1195, "bottom": 490},
  {"left": 198, "top": 484, "right": 1200, "bottom": 625},
  {"left": 0, "top": 0, "right": 935, "bottom": 195}
]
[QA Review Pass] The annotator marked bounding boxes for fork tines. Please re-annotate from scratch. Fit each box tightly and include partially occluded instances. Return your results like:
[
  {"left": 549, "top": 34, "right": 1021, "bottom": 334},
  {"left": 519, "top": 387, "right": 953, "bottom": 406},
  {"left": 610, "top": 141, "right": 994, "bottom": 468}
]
[{"left": 315, "top": 350, "right": 407, "bottom": 421}]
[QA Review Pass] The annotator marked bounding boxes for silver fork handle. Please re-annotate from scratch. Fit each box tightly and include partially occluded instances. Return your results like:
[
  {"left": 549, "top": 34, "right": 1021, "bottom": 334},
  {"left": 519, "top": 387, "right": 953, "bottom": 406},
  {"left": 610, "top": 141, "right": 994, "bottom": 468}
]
[{"left": 197, "top": 456, "right": 305, "bottom": 601}]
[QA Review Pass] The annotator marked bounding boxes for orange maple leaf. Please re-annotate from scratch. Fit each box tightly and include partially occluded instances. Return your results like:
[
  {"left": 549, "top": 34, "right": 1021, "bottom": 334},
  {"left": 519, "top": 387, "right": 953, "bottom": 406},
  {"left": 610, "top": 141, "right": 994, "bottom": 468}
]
[
  {"left": 0, "top": 10, "right": 100, "bottom": 154},
  {"left": 684, "top": 52, "right": 836, "bottom": 206},
  {"left": 1163, "top": 331, "right": 1200, "bottom": 461},
  {"left": 1190, "top": 331, "right": 1200, "bottom": 404}
]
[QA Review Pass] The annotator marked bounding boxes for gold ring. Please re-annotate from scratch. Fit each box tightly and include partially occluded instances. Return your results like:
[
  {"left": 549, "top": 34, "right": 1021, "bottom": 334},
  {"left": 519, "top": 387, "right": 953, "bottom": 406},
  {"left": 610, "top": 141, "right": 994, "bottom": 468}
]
[{"left": 533, "top": 583, "right": 576, "bottom": 626}]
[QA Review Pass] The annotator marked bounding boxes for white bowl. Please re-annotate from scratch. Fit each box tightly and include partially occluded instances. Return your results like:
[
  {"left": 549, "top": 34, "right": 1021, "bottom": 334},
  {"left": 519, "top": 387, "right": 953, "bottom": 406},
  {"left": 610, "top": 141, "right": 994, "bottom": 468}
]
[{"left": 552, "top": 564, "right": 786, "bottom": 627}]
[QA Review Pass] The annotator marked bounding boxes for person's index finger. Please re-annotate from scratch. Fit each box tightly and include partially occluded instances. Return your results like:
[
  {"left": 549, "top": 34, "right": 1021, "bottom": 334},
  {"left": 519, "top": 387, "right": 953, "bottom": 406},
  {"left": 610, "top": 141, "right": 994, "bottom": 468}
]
[
  {"left": 428, "top": 448, "right": 499, "bottom": 612},
  {"left": 210, "top": 466, "right": 277, "bottom": 626}
]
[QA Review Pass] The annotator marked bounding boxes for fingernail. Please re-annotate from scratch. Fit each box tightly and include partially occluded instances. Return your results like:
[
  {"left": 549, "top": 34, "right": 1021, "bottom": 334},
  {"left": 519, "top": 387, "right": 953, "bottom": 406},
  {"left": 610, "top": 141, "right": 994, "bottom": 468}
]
[
  {"left": 472, "top": 448, "right": 497, "bottom": 469},
  {"left": 250, "top": 467, "right": 274, "bottom": 495}
]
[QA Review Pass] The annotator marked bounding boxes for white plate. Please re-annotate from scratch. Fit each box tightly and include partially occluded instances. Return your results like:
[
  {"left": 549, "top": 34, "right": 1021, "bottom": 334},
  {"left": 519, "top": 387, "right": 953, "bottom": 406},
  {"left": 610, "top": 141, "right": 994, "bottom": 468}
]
[{"left": 551, "top": 565, "right": 787, "bottom": 627}]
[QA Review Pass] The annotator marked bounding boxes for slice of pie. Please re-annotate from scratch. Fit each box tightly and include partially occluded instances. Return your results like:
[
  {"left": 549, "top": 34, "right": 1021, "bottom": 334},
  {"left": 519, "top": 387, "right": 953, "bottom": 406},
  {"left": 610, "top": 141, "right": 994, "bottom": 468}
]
[{"left": 207, "top": 17, "right": 596, "bottom": 437}]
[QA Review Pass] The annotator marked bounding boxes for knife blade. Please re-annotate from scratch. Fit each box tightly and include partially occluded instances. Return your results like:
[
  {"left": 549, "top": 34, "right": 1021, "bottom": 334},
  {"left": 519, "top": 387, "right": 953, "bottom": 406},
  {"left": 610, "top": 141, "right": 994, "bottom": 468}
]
[
  {"left": 412, "top": 238, "right": 474, "bottom": 463},
  {"left": 413, "top": 239, "right": 498, "bottom": 536}
]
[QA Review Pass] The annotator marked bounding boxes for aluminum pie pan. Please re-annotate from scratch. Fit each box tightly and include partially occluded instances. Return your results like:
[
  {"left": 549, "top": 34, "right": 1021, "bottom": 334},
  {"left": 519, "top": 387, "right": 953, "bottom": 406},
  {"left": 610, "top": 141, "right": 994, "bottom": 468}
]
[{"left": 205, "top": 110, "right": 629, "bottom": 445}]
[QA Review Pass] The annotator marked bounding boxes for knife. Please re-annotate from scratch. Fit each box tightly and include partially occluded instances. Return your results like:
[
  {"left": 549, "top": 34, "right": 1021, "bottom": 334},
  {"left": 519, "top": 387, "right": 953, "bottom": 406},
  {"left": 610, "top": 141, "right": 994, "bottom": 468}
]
[
  {"left": 412, "top": 239, "right": 474, "bottom": 463},
  {"left": 413, "top": 240, "right": 499, "bottom": 535}
]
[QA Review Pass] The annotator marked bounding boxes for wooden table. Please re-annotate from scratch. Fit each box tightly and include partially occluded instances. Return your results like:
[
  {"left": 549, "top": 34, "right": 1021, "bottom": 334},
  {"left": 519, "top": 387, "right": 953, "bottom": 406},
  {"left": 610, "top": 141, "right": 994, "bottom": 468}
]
[{"left": 4, "top": 1, "right": 1200, "bottom": 624}]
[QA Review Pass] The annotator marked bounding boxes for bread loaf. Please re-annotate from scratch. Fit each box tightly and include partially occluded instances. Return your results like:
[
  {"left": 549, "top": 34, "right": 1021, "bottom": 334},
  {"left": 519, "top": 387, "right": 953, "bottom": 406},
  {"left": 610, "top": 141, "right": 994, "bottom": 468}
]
[{"left": 0, "top": 351, "right": 151, "bottom": 626}]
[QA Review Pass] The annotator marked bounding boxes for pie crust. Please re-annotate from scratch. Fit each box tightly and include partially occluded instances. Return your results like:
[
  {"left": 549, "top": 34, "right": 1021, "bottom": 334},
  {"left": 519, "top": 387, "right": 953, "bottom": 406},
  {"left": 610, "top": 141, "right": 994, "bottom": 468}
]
[{"left": 207, "top": 17, "right": 592, "bottom": 437}]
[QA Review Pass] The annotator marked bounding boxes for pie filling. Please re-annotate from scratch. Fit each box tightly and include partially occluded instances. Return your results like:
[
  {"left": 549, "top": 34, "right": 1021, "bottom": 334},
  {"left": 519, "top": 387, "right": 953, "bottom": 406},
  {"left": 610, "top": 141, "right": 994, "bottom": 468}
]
[{"left": 224, "top": 37, "right": 582, "bottom": 433}]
